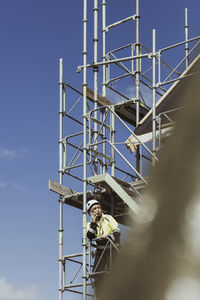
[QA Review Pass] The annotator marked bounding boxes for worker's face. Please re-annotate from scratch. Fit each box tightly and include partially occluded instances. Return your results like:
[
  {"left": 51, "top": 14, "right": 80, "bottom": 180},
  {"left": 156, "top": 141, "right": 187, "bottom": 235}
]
[{"left": 90, "top": 204, "right": 102, "bottom": 217}]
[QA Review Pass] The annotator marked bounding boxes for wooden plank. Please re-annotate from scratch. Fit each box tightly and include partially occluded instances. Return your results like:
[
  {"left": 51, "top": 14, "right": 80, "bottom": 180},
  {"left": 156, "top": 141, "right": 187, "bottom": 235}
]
[
  {"left": 160, "top": 122, "right": 174, "bottom": 129},
  {"left": 49, "top": 178, "right": 134, "bottom": 226},
  {"left": 49, "top": 179, "right": 74, "bottom": 196},
  {"left": 86, "top": 87, "right": 113, "bottom": 106},
  {"left": 89, "top": 148, "right": 112, "bottom": 161},
  {"left": 90, "top": 116, "right": 110, "bottom": 129},
  {"left": 83, "top": 87, "right": 149, "bottom": 126},
  {"left": 134, "top": 53, "right": 200, "bottom": 135}
]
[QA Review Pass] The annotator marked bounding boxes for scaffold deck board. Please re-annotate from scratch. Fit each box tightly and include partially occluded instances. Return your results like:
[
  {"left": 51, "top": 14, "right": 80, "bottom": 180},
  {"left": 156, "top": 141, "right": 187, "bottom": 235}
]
[
  {"left": 86, "top": 87, "right": 150, "bottom": 126},
  {"left": 115, "top": 101, "right": 150, "bottom": 126},
  {"left": 49, "top": 178, "right": 146, "bottom": 225},
  {"left": 49, "top": 179, "right": 74, "bottom": 196},
  {"left": 88, "top": 173, "right": 139, "bottom": 214},
  {"left": 134, "top": 52, "right": 200, "bottom": 136}
]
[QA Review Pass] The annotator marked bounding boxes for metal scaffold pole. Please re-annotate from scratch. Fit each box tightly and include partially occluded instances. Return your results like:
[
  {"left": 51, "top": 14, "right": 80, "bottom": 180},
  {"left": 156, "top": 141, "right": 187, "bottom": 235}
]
[
  {"left": 135, "top": 0, "right": 141, "bottom": 174},
  {"left": 50, "top": 3, "right": 200, "bottom": 300},
  {"left": 185, "top": 8, "right": 189, "bottom": 68},
  {"left": 152, "top": 29, "right": 157, "bottom": 166},
  {"left": 102, "top": 0, "right": 106, "bottom": 98},
  {"left": 59, "top": 58, "right": 64, "bottom": 300},
  {"left": 82, "top": 0, "right": 88, "bottom": 298},
  {"left": 93, "top": 0, "right": 99, "bottom": 175},
  {"left": 102, "top": 0, "right": 107, "bottom": 174},
  {"left": 135, "top": 0, "right": 140, "bottom": 126},
  {"left": 110, "top": 107, "right": 115, "bottom": 177}
]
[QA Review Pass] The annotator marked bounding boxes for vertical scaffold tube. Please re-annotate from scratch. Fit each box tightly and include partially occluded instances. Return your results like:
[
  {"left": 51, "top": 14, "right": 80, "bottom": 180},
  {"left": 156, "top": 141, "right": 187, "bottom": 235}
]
[
  {"left": 152, "top": 29, "right": 156, "bottom": 166},
  {"left": 135, "top": 0, "right": 141, "bottom": 174},
  {"left": 135, "top": 0, "right": 140, "bottom": 126},
  {"left": 93, "top": 0, "right": 98, "bottom": 175},
  {"left": 131, "top": 44, "right": 135, "bottom": 73},
  {"left": 59, "top": 58, "right": 64, "bottom": 300},
  {"left": 110, "top": 107, "right": 115, "bottom": 177},
  {"left": 82, "top": 0, "right": 88, "bottom": 299},
  {"left": 102, "top": 0, "right": 106, "bottom": 98},
  {"left": 102, "top": 0, "right": 107, "bottom": 174},
  {"left": 185, "top": 8, "right": 189, "bottom": 68}
]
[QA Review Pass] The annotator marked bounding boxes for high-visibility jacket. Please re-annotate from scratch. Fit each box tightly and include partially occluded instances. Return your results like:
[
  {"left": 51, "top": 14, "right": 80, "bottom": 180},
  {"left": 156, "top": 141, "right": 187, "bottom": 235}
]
[{"left": 87, "top": 213, "right": 120, "bottom": 247}]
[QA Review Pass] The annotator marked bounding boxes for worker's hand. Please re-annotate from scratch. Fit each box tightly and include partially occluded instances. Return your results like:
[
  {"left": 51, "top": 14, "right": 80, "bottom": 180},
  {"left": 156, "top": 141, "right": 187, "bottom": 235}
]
[
  {"left": 100, "top": 234, "right": 107, "bottom": 239},
  {"left": 91, "top": 216, "right": 96, "bottom": 223},
  {"left": 91, "top": 212, "right": 98, "bottom": 223}
]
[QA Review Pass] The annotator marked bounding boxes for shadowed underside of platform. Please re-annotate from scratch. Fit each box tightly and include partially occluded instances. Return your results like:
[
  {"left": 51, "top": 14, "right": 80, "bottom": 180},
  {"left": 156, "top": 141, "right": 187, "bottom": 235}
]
[{"left": 49, "top": 176, "right": 147, "bottom": 226}]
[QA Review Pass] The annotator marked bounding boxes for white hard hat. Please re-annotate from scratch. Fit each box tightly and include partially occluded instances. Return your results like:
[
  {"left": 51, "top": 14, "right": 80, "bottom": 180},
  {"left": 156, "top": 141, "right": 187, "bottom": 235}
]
[{"left": 86, "top": 199, "right": 100, "bottom": 214}]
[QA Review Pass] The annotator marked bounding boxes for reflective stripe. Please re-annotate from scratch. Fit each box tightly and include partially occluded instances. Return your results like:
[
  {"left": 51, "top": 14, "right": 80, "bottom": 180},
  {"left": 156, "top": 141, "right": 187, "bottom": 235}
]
[
  {"left": 88, "top": 227, "right": 96, "bottom": 234},
  {"left": 110, "top": 233, "right": 115, "bottom": 241},
  {"left": 87, "top": 213, "right": 120, "bottom": 238},
  {"left": 97, "top": 245, "right": 107, "bottom": 249},
  {"left": 113, "top": 229, "right": 120, "bottom": 233}
]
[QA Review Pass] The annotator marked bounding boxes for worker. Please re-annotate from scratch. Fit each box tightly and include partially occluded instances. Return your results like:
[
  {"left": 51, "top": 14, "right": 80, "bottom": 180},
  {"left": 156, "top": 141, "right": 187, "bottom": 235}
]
[{"left": 87, "top": 199, "right": 120, "bottom": 299}]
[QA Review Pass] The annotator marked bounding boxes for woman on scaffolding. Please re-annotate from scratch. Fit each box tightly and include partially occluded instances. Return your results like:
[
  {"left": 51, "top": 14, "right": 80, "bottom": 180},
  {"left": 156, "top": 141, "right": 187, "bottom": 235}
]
[{"left": 87, "top": 199, "right": 120, "bottom": 299}]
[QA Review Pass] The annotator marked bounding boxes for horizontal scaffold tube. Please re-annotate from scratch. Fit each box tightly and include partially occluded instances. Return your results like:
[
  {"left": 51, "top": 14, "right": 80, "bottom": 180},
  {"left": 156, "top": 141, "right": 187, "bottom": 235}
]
[
  {"left": 106, "top": 14, "right": 136, "bottom": 30},
  {"left": 88, "top": 105, "right": 159, "bottom": 163},
  {"left": 77, "top": 53, "right": 149, "bottom": 72}
]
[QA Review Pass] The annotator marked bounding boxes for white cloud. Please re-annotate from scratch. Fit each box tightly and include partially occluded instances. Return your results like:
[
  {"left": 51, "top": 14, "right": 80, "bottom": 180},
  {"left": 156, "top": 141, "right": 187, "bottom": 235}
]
[
  {"left": 184, "top": 189, "right": 200, "bottom": 260},
  {"left": 125, "top": 85, "right": 153, "bottom": 107},
  {"left": 0, "top": 278, "right": 40, "bottom": 300},
  {"left": 11, "top": 183, "right": 27, "bottom": 191},
  {"left": 0, "top": 149, "right": 19, "bottom": 160},
  {"left": 166, "top": 277, "right": 200, "bottom": 300},
  {"left": 0, "top": 181, "right": 27, "bottom": 191},
  {"left": 106, "top": 84, "right": 155, "bottom": 106},
  {"left": 0, "top": 182, "right": 7, "bottom": 188},
  {"left": 0, "top": 148, "right": 29, "bottom": 161},
  {"left": 106, "top": 88, "right": 125, "bottom": 104}
]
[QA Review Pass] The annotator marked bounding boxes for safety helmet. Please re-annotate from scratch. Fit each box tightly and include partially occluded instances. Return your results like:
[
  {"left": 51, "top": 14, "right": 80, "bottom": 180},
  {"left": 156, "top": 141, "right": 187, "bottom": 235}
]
[{"left": 86, "top": 199, "right": 100, "bottom": 214}]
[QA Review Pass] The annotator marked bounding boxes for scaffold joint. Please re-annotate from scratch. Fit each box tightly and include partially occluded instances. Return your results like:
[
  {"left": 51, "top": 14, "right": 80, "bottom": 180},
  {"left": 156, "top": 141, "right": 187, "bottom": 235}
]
[
  {"left": 58, "top": 196, "right": 65, "bottom": 203},
  {"left": 77, "top": 66, "right": 82, "bottom": 73},
  {"left": 135, "top": 15, "right": 140, "bottom": 19},
  {"left": 92, "top": 63, "right": 99, "bottom": 72},
  {"left": 82, "top": 19, "right": 88, "bottom": 24}
]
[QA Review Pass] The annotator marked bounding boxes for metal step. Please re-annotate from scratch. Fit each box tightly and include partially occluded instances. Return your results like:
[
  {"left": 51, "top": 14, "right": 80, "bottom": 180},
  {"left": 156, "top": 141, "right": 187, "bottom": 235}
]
[
  {"left": 88, "top": 173, "right": 140, "bottom": 214},
  {"left": 49, "top": 176, "right": 148, "bottom": 225}
]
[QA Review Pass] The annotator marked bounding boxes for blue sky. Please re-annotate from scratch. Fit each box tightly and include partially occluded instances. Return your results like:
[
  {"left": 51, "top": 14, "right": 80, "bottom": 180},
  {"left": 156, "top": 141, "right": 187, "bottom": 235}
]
[{"left": 0, "top": 1, "right": 199, "bottom": 300}]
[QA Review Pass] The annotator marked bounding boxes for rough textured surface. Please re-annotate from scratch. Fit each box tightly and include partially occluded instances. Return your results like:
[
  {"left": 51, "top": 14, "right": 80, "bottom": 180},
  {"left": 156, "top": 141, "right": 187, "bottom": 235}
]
[{"left": 100, "top": 71, "right": 200, "bottom": 300}]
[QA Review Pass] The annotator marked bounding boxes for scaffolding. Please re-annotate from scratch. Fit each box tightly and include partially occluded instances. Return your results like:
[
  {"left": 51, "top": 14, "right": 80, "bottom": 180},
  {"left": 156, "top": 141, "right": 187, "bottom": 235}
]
[{"left": 49, "top": 1, "right": 200, "bottom": 299}]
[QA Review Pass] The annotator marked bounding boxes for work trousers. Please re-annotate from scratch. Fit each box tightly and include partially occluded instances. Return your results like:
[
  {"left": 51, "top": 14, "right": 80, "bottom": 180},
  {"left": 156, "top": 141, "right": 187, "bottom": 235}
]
[{"left": 92, "top": 246, "right": 118, "bottom": 298}]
